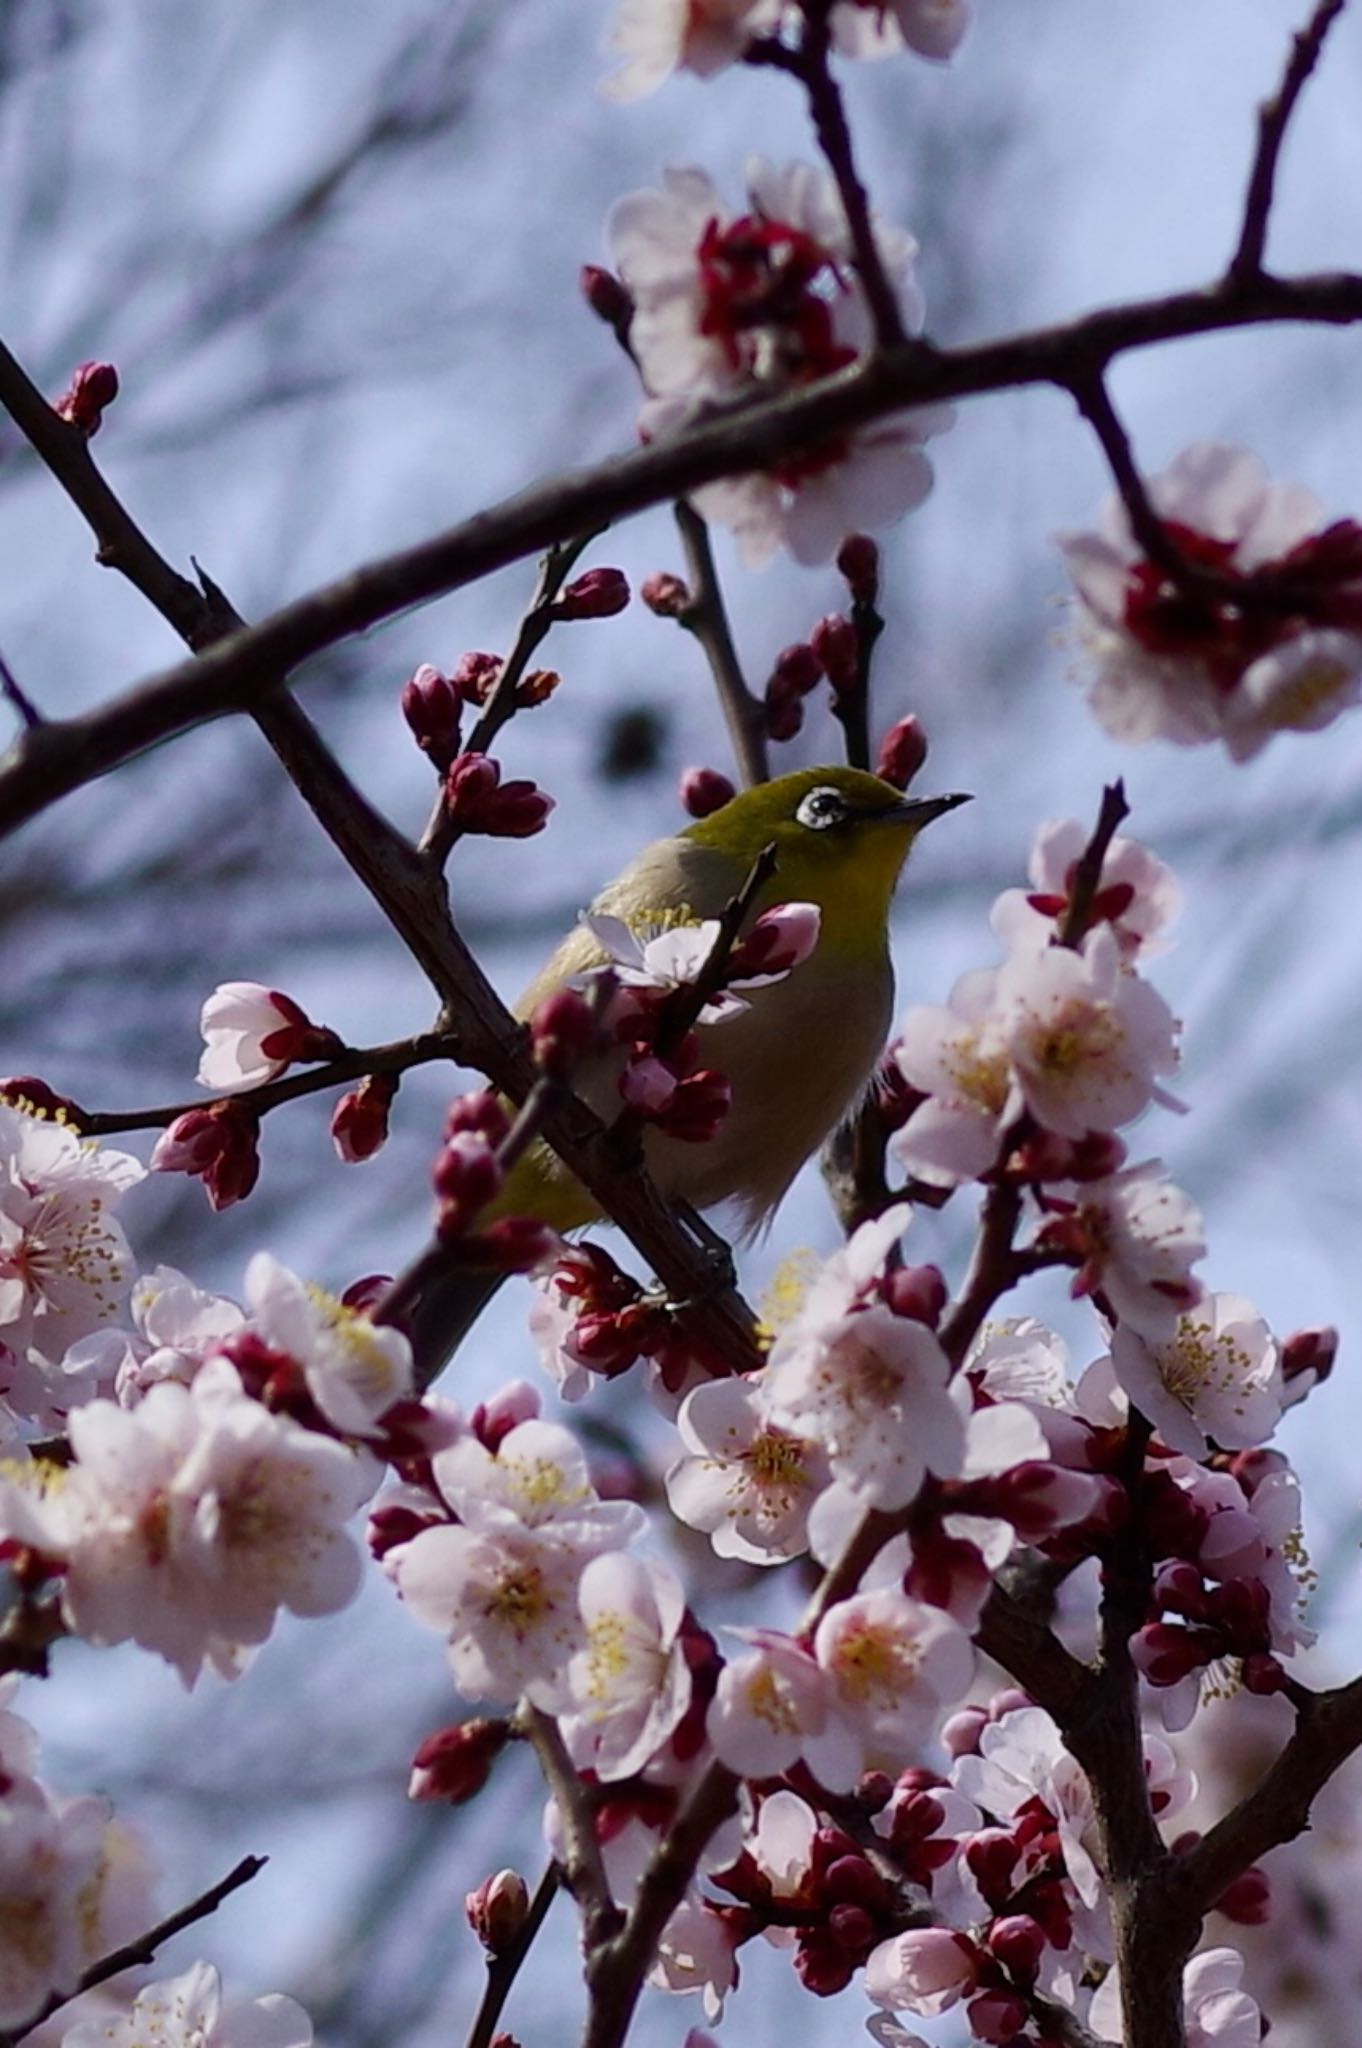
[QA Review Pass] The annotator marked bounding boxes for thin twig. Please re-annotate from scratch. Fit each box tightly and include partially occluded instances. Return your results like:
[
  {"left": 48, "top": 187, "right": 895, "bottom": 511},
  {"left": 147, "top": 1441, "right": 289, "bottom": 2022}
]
[
  {"left": 1057, "top": 779, "right": 1131, "bottom": 947},
  {"left": 2, "top": 1856, "right": 268, "bottom": 2046},
  {"left": 517, "top": 1709, "right": 622, "bottom": 1951},
  {"left": 464, "top": 1863, "right": 560, "bottom": 2048},
  {"left": 0, "top": 651, "right": 42, "bottom": 730},
  {"left": 674, "top": 503, "right": 769, "bottom": 788},
  {"left": 1231, "top": 0, "right": 1350, "bottom": 281}
]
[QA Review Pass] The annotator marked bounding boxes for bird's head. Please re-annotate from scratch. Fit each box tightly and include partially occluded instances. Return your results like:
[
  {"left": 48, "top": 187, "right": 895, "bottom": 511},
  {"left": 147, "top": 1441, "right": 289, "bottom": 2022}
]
[{"left": 682, "top": 765, "right": 970, "bottom": 949}]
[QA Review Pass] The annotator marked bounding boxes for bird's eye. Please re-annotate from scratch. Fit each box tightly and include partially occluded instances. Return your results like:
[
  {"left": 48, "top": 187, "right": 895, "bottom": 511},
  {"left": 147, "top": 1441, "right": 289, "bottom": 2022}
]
[{"left": 795, "top": 785, "right": 848, "bottom": 831}]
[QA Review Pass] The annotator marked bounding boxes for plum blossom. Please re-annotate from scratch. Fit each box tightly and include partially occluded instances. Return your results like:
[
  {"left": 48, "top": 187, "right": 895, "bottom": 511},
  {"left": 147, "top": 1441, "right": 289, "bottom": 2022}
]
[
  {"left": 608, "top": 160, "right": 949, "bottom": 563},
  {"left": 1057, "top": 441, "right": 1362, "bottom": 760},
  {"left": 584, "top": 902, "right": 820, "bottom": 1025},
  {"left": 196, "top": 982, "right": 340, "bottom": 1093},
  {"left": 0, "top": 1104, "right": 144, "bottom": 1391},
  {"left": 831, "top": 0, "right": 971, "bottom": 62},
  {"left": 560, "top": 1552, "right": 692, "bottom": 1779},
  {"left": 1108, "top": 1292, "right": 1282, "bottom": 1458},
  {"left": 60, "top": 1962, "right": 314, "bottom": 2048},
  {"left": 891, "top": 968, "right": 1013, "bottom": 1185},
  {"left": 1041, "top": 1160, "right": 1206, "bottom": 1337},
  {"left": 242, "top": 1253, "right": 412, "bottom": 1436},
  {"left": 864, "top": 1926, "right": 979, "bottom": 2017},
  {"left": 813, "top": 1587, "right": 973, "bottom": 1771},
  {"left": 991, "top": 818, "right": 1181, "bottom": 962},
  {"left": 994, "top": 927, "right": 1181, "bottom": 1139},
  {"left": 707, "top": 1631, "right": 860, "bottom": 1790},
  {"left": 59, "top": 1265, "right": 246, "bottom": 1409},
  {"left": 60, "top": 1358, "right": 372, "bottom": 1685},
  {"left": 604, "top": 0, "right": 780, "bottom": 99},
  {"left": 647, "top": 1895, "right": 739, "bottom": 2020},
  {"left": 1089, "top": 1946, "right": 1260, "bottom": 2046},
  {"left": 666, "top": 1375, "right": 830, "bottom": 1562},
  {"left": 429, "top": 1417, "right": 646, "bottom": 1551},
  {"left": 0, "top": 1774, "right": 115, "bottom": 2028}
]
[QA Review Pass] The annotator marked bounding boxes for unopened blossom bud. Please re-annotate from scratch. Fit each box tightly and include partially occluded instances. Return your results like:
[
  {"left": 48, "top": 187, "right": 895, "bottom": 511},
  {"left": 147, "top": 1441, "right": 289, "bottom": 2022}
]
[
  {"left": 853, "top": 1771, "right": 894, "bottom": 1813},
  {"left": 198, "top": 980, "right": 343, "bottom": 1091},
  {"left": 1282, "top": 1324, "right": 1338, "bottom": 1388},
  {"left": 986, "top": 1914, "right": 1046, "bottom": 1986},
  {"left": 642, "top": 571, "right": 691, "bottom": 617},
  {"left": 472, "top": 1380, "right": 541, "bottom": 1451},
  {"left": 942, "top": 1705, "right": 990, "bottom": 1757},
  {"left": 827, "top": 1903, "right": 877, "bottom": 1953},
  {"left": 963, "top": 1829, "right": 1019, "bottom": 1904},
  {"left": 793, "top": 1935, "right": 854, "bottom": 1997},
  {"left": 580, "top": 263, "right": 634, "bottom": 338},
  {"left": 1153, "top": 1559, "right": 1207, "bottom": 1617},
  {"left": 445, "top": 752, "right": 554, "bottom": 838},
  {"left": 401, "top": 663, "right": 463, "bottom": 770},
  {"left": 452, "top": 651, "right": 503, "bottom": 705},
  {"left": 837, "top": 533, "right": 880, "bottom": 605},
  {"left": 967, "top": 1989, "right": 1029, "bottom": 2044},
  {"left": 988, "top": 1688, "right": 1032, "bottom": 1719},
  {"left": 880, "top": 1261, "right": 947, "bottom": 1325},
  {"left": 889, "top": 1788, "right": 946, "bottom": 1843},
  {"left": 472, "top": 1217, "right": 560, "bottom": 1272},
  {"left": 446, "top": 1091, "right": 511, "bottom": 1146},
  {"left": 409, "top": 1718, "right": 510, "bottom": 1803},
  {"left": 1241, "top": 1651, "right": 1288, "bottom": 1695},
  {"left": 874, "top": 715, "right": 928, "bottom": 790},
  {"left": 331, "top": 1072, "right": 398, "bottom": 1163},
  {"left": 764, "top": 682, "right": 805, "bottom": 742},
  {"left": 151, "top": 1101, "right": 260, "bottom": 1210},
  {"left": 434, "top": 1130, "right": 503, "bottom": 1235},
  {"left": 56, "top": 360, "right": 118, "bottom": 436},
  {"left": 466, "top": 1869, "right": 530, "bottom": 1955},
  {"left": 770, "top": 643, "right": 825, "bottom": 696},
  {"left": 823, "top": 1855, "right": 887, "bottom": 1911},
  {"left": 1131, "top": 1622, "right": 1217, "bottom": 1687},
  {"left": 728, "top": 902, "right": 821, "bottom": 978},
  {"left": 531, "top": 988, "right": 599, "bottom": 1077},
  {"left": 516, "top": 667, "right": 561, "bottom": 708},
  {"left": 0, "top": 1074, "right": 85, "bottom": 1125},
  {"left": 555, "top": 568, "right": 630, "bottom": 620},
  {"left": 1213, "top": 1864, "right": 1271, "bottom": 1925},
  {"left": 809, "top": 614, "right": 859, "bottom": 693},
  {"left": 679, "top": 766, "right": 736, "bottom": 818},
  {"left": 656, "top": 1068, "right": 731, "bottom": 1142}
]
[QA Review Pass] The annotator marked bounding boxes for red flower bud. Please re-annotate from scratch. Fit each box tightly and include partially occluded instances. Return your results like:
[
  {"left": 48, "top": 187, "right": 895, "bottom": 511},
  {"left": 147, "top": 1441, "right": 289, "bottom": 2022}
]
[
  {"left": 55, "top": 360, "right": 118, "bottom": 437},
  {"left": 452, "top": 651, "right": 504, "bottom": 705},
  {"left": 770, "top": 642, "right": 824, "bottom": 696},
  {"left": 641, "top": 571, "right": 691, "bottom": 617},
  {"left": 827, "top": 1903, "right": 877, "bottom": 1953},
  {"left": 967, "top": 1990, "right": 1029, "bottom": 2044},
  {"left": 331, "top": 1072, "right": 397, "bottom": 1163},
  {"left": 679, "top": 766, "right": 735, "bottom": 818},
  {"left": 986, "top": 1914, "right": 1046, "bottom": 1986},
  {"left": 874, "top": 714, "right": 928, "bottom": 790},
  {"left": 401, "top": 664, "right": 463, "bottom": 770},
  {"left": 580, "top": 264, "right": 634, "bottom": 338},
  {"left": 531, "top": 989, "right": 600, "bottom": 1077},
  {"left": 434, "top": 1130, "right": 503, "bottom": 1235},
  {"left": 516, "top": 667, "right": 561, "bottom": 708},
  {"left": 469, "top": 1217, "right": 559, "bottom": 1272},
  {"left": 880, "top": 1261, "right": 947, "bottom": 1325},
  {"left": 764, "top": 682, "right": 805, "bottom": 742},
  {"left": 1131, "top": 1621, "right": 1217, "bottom": 1687},
  {"left": 465, "top": 1869, "right": 530, "bottom": 1955},
  {"left": 1213, "top": 1864, "right": 1271, "bottom": 1925},
  {"left": 446, "top": 1091, "right": 511, "bottom": 1146},
  {"left": 444, "top": 753, "right": 554, "bottom": 838},
  {"left": 837, "top": 532, "right": 880, "bottom": 604},
  {"left": 808, "top": 613, "right": 858, "bottom": 692},
  {"left": 942, "top": 1705, "right": 990, "bottom": 1758},
  {"left": 1282, "top": 1324, "right": 1338, "bottom": 1386},
  {"left": 150, "top": 1102, "right": 260, "bottom": 1210},
  {"left": 655, "top": 1068, "right": 731, "bottom": 1142},
  {"left": 409, "top": 1718, "right": 510, "bottom": 1803},
  {"left": 555, "top": 568, "right": 630, "bottom": 620},
  {"left": 1241, "top": 1652, "right": 1288, "bottom": 1695}
]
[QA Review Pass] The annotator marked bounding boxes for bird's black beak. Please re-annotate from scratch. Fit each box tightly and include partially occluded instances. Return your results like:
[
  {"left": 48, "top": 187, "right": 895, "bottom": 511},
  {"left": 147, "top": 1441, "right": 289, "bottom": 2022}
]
[{"left": 874, "top": 791, "right": 972, "bottom": 829}]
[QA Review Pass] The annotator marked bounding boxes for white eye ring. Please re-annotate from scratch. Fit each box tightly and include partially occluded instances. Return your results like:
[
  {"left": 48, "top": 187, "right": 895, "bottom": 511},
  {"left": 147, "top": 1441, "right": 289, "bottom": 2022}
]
[{"left": 795, "top": 785, "right": 846, "bottom": 831}]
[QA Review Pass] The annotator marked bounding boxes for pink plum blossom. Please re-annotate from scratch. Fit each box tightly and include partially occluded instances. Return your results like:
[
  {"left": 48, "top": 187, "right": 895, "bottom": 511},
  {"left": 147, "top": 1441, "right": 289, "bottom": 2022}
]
[
  {"left": 398, "top": 1519, "right": 596, "bottom": 1708},
  {"left": 1044, "top": 1160, "right": 1206, "bottom": 1336},
  {"left": 891, "top": 968, "right": 1014, "bottom": 1185},
  {"left": 429, "top": 1416, "right": 646, "bottom": 1551},
  {"left": 666, "top": 1375, "right": 830, "bottom": 1562},
  {"left": 196, "top": 982, "right": 339, "bottom": 1093},
  {"left": 242, "top": 1253, "right": 412, "bottom": 1437},
  {"left": 813, "top": 1587, "right": 973, "bottom": 1771},
  {"left": 560, "top": 1552, "right": 692, "bottom": 1779},
  {"left": 1089, "top": 1945, "right": 1260, "bottom": 2046},
  {"left": 707, "top": 1630, "right": 860, "bottom": 1790},
  {"left": 864, "top": 1926, "right": 979, "bottom": 2016},
  {"left": 60, "top": 1358, "right": 372, "bottom": 1686},
  {"left": 647, "top": 1895, "right": 738, "bottom": 2021},
  {"left": 991, "top": 818, "right": 1181, "bottom": 963},
  {"left": 60, "top": 1962, "right": 314, "bottom": 2048},
  {"left": 1057, "top": 441, "right": 1362, "bottom": 760},
  {"left": 1108, "top": 1292, "right": 1282, "bottom": 1458},
  {"left": 603, "top": 0, "right": 781, "bottom": 100}
]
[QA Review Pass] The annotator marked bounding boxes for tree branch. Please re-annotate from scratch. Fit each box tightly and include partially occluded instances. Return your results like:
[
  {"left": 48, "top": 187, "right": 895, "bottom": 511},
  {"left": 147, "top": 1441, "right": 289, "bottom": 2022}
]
[
  {"left": 674, "top": 503, "right": 769, "bottom": 788},
  {"left": 517, "top": 1708, "right": 622, "bottom": 1952},
  {"left": 1231, "top": 0, "right": 1350, "bottom": 282}
]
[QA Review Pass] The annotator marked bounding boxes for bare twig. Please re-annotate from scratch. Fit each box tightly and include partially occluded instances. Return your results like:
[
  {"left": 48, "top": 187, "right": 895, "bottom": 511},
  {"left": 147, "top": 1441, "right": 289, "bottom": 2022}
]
[
  {"left": 517, "top": 1709, "right": 622, "bottom": 1951},
  {"left": 3, "top": 1855, "right": 268, "bottom": 2046},
  {"left": 464, "top": 1863, "right": 560, "bottom": 2048},
  {"left": 674, "top": 503, "right": 769, "bottom": 788},
  {"left": 0, "top": 651, "right": 42, "bottom": 730},
  {"left": 1057, "top": 778, "right": 1131, "bottom": 947},
  {"left": 1231, "top": 0, "right": 1350, "bottom": 281}
]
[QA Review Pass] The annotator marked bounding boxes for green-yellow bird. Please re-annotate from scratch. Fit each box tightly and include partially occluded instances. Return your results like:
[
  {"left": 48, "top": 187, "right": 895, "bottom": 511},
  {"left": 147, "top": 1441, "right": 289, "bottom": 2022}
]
[{"left": 411, "top": 764, "right": 967, "bottom": 1364}]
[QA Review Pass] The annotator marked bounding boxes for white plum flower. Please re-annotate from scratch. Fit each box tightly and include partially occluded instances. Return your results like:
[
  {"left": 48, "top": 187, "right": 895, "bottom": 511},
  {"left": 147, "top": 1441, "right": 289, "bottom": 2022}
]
[
  {"left": 647, "top": 1894, "right": 738, "bottom": 2021},
  {"left": 1057, "top": 441, "right": 1362, "bottom": 761},
  {"left": 59, "top": 1264, "right": 246, "bottom": 1408},
  {"left": 60, "top": 1961, "right": 314, "bottom": 2048},
  {"left": 953, "top": 1705, "right": 1104, "bottom": 1910},
  {"left": 991, "top": 818, "right": 1181, "bottom": 963},
  {"left": 1108, "top": 1292, "right": 1282, "bottom": 1459},
  {"left": 583, "top": 905, "right": 817, "bottom": 1025},
  {"left": 707, "top": 1630, "right": 859, "bottom": 1791},
  {"left": 196, "top": 981, "right": 337, "bottom": 1092},
  {"left": 994, "top": 926, "right": 1181, "bottom": 1138},
  {"left": 604, "top": 0, "right": 781, "bottom": 99},
  {"left": 1049, "top": 1161, "right": 1206, "bottom": 1337},
  {"left": 242, "top": 1253, "right": 412, "bottom": 1437},
  {"left": 864, "top": 1926, "right": 979, "bottom": 2018},
  {"left": 813, "top": 1587, "right": 973, "bottom": 1773},
  {"left": 892, "top": 968, "right": 1014, "bottom": 1185},
  {"left": 60, "top": 1358, "right": 372, "bottom": 1686},
  {"left": 1089, "top": 1945, "right": 1260, "bottom": 2047},
  {"left": 0, "top": 1775, "right": 110, "bottom": 2029},
  {"left": 747, "top": 1787, "right": 818, "bottom": 1898},
  {"left": 399, "top": 1519, "right": 595, "bottom": 1709},
  {"left": 430, "top": 1416, "right": 646, "bottom": 1550},
  {"left": 561, "top": 1552, "right": 692, "bottom": 1780},
  {"left": 666, "top": 1375, "right": 830, "bottom": 1562},
  {"left": 0, "top": 1104, "right": 144, "bottom": 1395}
]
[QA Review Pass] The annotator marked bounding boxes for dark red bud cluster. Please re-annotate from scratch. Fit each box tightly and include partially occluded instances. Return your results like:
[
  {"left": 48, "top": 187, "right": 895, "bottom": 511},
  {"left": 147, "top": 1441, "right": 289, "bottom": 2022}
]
[
  {"left": 453, "top": 651, "right": 504, "bottom": 704},
  {"left": 643, "top": 570, "right": 692, "bottom": 621},
  {"left": 409, "top": 1717, "right": 510, "bottom": 1804},
  {"left": 55, "top": 360, "right": 118, "bottom": 437},
  {"left": 150, "top": 1101, "right": 260, "bottom": 1210},
  {"left": 808, "top": 613, "right": 859, "bottom": 695},
  {"left": 837, "top": 532, "right": 880, "bottom": 605},
  {"left": 679, "top": 765, "right": 736, "bottom": 818},
  {"left": 401, "top": 664, "right": 464, "bottom": 772},
  {"left": 551, "top": 567, "right": 630, "bottom": 621},
  {"left": 619, "top": 1049, "right": 731, "bottom": 1142},
  {"left": 874, "top": 714, "right": 928, "bottom": 791},
  {"left": 764, "top": 640, "right": 825, "bottom": 741},
  {"left": 444, "top": 752, "right": 554, "bottom": 838},
  {"left": 530, "top": 988, "right": 601, "bottom": 1078},
  {"left": 1281, "top": 1323, "right": 1338, "bottom": 1387},
  {"left": 331, "top": 1071, "right": 398, "bottom": 1162},
  {"left": 1017, "top": 1129, "right": 1128, "bottom": 1185}
]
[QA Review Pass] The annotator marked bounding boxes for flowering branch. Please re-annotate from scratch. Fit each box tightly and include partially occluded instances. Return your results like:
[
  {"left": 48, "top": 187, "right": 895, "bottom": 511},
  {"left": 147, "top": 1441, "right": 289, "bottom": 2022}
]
[
  {"left": 674, "top": 502, "right": 770, "bottom": 787},
  {"left": 1231, "top": 0, "right": 1349, "bottom": 282},
  {"left": 1, "top": 1855, "right": 268, "bottom": 2047}
]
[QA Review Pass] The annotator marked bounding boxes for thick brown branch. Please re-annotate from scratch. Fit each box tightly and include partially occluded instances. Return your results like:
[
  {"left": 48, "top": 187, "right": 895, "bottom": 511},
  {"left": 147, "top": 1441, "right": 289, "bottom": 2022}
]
[
  {"left": 6, "top": 268, "right": 1362, "bottom": 836},
  {"left": 1231, "top": 0, "right": 1350, "bottom": 281}
]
